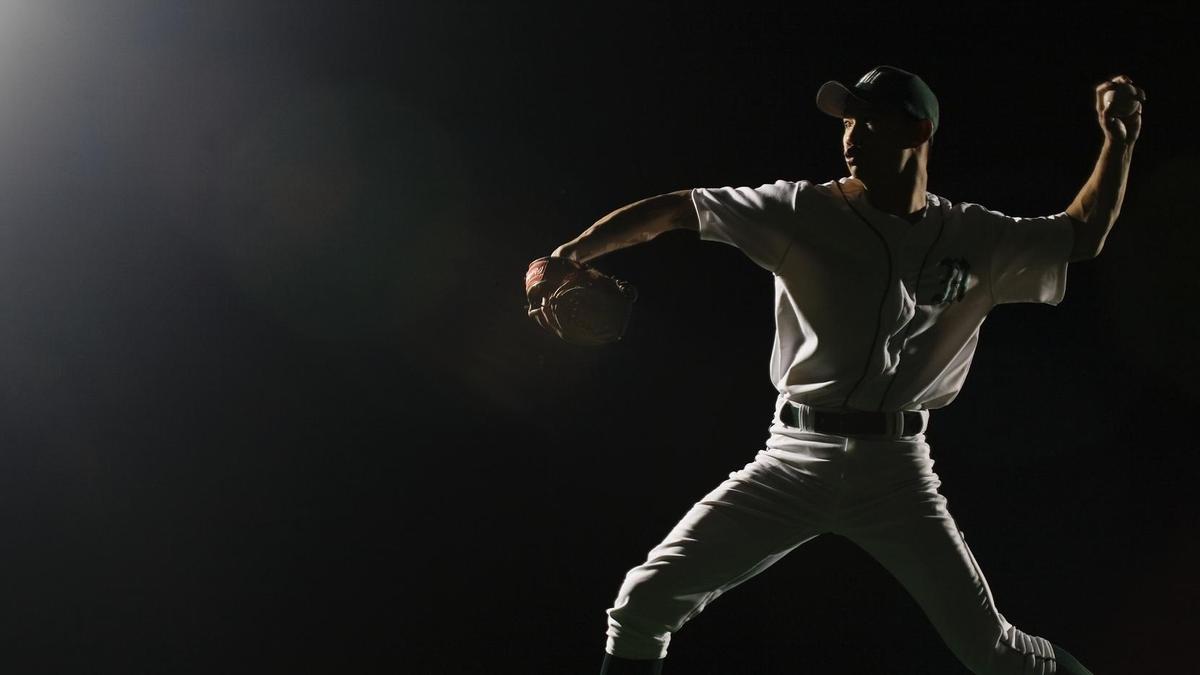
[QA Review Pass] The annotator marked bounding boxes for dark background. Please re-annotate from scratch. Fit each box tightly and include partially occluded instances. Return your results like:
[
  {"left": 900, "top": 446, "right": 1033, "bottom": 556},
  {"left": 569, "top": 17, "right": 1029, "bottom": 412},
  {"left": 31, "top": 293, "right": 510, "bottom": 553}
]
[{"left": 0, "top": 1, "right": 1196, "bottom": 673}]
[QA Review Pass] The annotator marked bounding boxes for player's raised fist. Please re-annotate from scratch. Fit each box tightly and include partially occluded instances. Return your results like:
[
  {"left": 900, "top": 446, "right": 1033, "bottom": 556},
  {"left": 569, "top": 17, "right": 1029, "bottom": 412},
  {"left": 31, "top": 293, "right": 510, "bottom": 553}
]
[{"left": 1095, "top": 74, "right": 1144, "bottom": 146}]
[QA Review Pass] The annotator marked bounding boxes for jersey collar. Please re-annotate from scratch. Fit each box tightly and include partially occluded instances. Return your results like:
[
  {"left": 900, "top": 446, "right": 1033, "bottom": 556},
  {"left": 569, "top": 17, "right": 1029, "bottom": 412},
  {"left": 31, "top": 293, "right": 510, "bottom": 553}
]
[{"left": 837, "top": 177, "right": 937, "bottom": 227}]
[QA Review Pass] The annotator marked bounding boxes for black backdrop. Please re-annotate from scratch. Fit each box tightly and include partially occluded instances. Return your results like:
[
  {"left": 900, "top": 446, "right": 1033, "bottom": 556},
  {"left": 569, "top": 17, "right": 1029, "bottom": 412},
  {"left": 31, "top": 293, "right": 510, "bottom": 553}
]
[{"left": 0, "top": 2, "right": 1196, "bottom": 673}]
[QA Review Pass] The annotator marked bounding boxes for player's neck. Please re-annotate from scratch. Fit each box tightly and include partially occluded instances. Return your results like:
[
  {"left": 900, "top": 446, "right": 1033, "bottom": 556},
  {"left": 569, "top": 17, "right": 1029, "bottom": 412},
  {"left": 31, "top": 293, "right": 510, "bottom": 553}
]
[{"left": 861, "top": 164, "right": 928, "bottom": 221}]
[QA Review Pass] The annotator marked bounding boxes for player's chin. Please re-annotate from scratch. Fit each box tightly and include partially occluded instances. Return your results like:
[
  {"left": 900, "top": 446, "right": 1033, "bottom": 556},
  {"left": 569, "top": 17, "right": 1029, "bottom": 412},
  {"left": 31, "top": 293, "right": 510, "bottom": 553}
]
[{"left": 848, "top": 160, "right": 882, "bottom": 182}]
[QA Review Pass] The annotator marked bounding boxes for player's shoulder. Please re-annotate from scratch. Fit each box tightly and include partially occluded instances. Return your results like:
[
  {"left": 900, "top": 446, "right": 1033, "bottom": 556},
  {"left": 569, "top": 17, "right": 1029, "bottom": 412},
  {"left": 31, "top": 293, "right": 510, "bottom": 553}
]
[
  {"left": 954, "top": 200, "right": 1002, "bottom": 217},
  {"left": 731, "top": 178, "right": 822, "bottom": 209},
  {"left": 949, "top": 200, "right": 1066, "bottom": 226},
  {"left": 936, "top": 197, "right": 1011, "bottom": 227},
  {"left": 759, "top": 178, "right": 818, "bottom": 195},
  {"left": 789, "top": 177, "right": 856, "bottom": 205},
  {"left": 695, "top": 178, "right": 807, "bottom": 198}
]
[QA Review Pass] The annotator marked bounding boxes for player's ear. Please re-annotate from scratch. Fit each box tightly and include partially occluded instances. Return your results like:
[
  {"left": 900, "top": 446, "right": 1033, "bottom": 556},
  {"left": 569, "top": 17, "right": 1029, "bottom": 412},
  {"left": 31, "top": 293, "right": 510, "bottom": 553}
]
[{"left": 912, "top": 118, "right": 934, "bottom": 147}]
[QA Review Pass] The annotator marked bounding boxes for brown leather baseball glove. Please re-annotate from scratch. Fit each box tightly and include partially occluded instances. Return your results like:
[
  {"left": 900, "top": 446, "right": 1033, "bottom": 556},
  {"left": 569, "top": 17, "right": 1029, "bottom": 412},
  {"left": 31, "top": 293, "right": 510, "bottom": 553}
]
[{"left": 524, "top": 256, "right": 637, "bottom": 346}]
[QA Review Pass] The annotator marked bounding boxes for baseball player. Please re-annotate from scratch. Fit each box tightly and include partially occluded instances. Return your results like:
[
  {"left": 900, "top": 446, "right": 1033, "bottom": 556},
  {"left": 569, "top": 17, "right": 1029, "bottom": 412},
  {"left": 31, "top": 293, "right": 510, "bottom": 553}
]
[{"left": 528, "top": 66, "right": 1143, "bottom": 674}]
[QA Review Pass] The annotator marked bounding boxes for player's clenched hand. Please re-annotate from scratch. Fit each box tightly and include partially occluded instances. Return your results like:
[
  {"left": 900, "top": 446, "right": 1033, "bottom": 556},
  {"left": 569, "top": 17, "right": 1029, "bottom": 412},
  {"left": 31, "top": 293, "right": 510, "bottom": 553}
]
[
  {"left": 524, "top": 256, "right": 637, "bottom": 346},
  {"left": 1095, "top": 74, "right": 1144, "bottom": 146}
]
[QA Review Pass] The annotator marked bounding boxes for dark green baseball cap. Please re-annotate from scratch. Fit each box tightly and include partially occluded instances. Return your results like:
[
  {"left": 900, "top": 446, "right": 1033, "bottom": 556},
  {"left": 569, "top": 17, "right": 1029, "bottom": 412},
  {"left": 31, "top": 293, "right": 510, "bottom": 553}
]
[{"left": 816, "top": 65, "right": 940, "bottom": 134}]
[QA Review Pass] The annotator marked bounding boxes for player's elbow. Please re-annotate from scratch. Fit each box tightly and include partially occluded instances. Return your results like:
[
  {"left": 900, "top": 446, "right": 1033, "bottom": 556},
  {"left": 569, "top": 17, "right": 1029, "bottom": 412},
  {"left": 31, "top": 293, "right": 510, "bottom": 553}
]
[
  {"left": 636, "top": 192, "right": 697, "bottom": 243},
  {"left": 1067, "top": 216, "right": 1105, "bottom": 262},
  {"left": 1069, "top": 239, "right": 1101, "bottom": 262},
  {"left": 664, "top": 190, "right": 699, "bottom": 232}
]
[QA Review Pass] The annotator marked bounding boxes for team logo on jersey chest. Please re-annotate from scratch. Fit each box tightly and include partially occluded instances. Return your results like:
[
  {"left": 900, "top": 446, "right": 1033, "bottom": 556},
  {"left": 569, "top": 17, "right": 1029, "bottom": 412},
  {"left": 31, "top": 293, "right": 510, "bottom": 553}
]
[{"left": 929, "top": 257, "right": 971, "bottom": 305}]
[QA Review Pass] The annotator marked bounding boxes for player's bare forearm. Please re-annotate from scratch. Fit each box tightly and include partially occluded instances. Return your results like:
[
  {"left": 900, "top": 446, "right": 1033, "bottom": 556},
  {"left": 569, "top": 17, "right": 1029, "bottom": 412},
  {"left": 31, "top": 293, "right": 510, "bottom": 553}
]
[
  {"left": 1065, "top": 138, "right": 1134, "bottom": 261},
  {"left": 551, "top": 190, "right": 698, "bottom": 263},
  {"left": 1066, "top": 75, "right": 1144, "bottom": 261}
]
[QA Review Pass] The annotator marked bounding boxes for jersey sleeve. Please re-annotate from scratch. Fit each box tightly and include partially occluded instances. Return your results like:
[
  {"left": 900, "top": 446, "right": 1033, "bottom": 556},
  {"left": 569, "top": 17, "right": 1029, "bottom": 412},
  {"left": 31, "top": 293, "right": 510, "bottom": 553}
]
[
  {"left": 691, "top": 180, "right": 801, "bottom": 273},
  {"left": 972, "top": 205, "right": 1075, "bottom": 305}
]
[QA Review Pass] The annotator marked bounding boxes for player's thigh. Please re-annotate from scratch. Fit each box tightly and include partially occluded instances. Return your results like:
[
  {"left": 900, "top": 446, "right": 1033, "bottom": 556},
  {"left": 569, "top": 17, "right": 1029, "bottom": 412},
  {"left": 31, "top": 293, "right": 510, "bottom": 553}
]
[
  {"left": 612, "top": 460, "right": 827, "bottom": 622},
  {"left": 848, "top": 507, "right": 1000, "bottom": 634},
  {"left": 843, "top": 498, "right": 1052, "bottom": 673}
]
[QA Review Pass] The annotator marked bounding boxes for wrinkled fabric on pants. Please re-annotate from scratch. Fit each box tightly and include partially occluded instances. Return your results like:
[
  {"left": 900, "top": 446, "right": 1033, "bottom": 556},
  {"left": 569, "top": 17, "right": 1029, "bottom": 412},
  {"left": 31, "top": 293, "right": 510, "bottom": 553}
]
[{"left": 605, "top": 419, "right": 1058, "bottom": 674}]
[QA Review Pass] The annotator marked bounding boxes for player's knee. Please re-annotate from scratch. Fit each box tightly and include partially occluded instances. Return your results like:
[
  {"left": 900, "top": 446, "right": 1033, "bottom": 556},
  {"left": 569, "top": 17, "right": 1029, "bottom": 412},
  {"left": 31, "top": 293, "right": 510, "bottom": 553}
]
[
  {"left": 606, "top": 588, "right": 681, "bottom": 660},
  {"left": 951, "top": 625, "right": 1056, "bottom": 675},
  {"left": 605, "top": 601, "right": 672, "bottom": 660},
  {"left": 605, "top": 567, "right": 708, "bottom": 660}
]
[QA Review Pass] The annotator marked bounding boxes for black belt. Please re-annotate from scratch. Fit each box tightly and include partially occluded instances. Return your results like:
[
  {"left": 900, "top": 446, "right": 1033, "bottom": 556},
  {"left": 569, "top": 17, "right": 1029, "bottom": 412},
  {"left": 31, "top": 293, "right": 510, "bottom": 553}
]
[{"left": 780, "top": 402, "right": 927, "bottom": 438}]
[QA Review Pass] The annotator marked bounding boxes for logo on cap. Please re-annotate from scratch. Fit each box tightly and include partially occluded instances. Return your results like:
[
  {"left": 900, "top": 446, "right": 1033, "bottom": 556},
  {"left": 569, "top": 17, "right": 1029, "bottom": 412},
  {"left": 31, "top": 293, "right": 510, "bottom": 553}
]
[{"left": 858, "top": 68, "right": 885, "bottom": 86}]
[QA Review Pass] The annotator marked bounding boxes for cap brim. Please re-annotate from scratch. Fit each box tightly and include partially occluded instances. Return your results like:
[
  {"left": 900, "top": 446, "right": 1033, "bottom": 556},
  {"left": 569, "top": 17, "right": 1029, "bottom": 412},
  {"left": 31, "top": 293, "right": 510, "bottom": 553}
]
[{"left": 816, "top": 81, "right": 871, "bottom": 119}]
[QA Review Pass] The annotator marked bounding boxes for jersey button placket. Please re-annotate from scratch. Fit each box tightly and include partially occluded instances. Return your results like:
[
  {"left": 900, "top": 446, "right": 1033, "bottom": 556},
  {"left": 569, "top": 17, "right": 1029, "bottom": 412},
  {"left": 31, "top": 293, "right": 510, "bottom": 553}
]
[
  {"left": 879, "top": 213, "right": 942, "bottom": 410},
  {"left": 865, "top": 229, "right": 909, "bottom": 410}
]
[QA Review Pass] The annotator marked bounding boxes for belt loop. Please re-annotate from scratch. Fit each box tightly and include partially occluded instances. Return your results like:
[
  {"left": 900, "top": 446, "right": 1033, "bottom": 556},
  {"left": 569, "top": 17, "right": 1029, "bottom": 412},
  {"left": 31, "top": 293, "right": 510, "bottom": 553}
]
[
  {"left": 904, "top": 410, "right": 930, "bottom": 437},
  {"left": 798, "top": 402, "right": 816, "bottom": 433}
]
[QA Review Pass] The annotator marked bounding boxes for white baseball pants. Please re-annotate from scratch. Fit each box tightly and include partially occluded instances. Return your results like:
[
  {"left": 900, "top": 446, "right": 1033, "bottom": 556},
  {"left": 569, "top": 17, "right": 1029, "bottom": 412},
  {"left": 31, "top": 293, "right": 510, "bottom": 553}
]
[{"left": 605, "top": 409, "right": 1060, "bottom": 674}]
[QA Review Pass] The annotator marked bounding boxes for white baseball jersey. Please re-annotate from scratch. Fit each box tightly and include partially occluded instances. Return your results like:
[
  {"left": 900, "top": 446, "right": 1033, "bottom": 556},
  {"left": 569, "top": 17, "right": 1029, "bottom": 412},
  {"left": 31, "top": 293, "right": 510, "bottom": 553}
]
[{"left": 691, "top": 177, "right": 1074, "bottom": 412}]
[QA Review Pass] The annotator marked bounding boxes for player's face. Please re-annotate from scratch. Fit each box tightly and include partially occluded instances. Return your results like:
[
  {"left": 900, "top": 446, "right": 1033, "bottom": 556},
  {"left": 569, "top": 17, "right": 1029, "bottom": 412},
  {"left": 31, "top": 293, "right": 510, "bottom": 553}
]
[{"left": 841, "top": 108, "right": 924, "bottom": 183}]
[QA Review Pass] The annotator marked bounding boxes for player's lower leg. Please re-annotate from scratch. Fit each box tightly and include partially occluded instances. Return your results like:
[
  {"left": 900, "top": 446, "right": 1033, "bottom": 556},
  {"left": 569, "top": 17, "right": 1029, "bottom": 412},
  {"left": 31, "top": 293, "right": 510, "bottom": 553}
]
[{"left": 599, "top": 653, "right": 664, "bottom": 675}]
